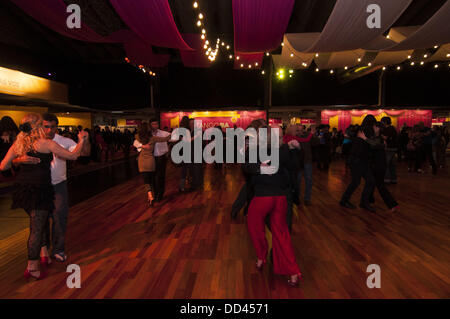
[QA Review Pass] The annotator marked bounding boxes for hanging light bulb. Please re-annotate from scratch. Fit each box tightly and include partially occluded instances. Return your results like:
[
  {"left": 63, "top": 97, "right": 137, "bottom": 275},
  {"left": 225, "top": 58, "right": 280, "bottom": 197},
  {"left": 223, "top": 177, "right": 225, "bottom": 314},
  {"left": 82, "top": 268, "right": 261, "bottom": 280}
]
[
  {"left": 357, "top": 58, "right": 362, "bottom": 62},
  {"left": 386, "top": 35, "right": 390, "bottom": 39},
  {"left": 410, "top": 62, "right": 415, "bottom": 66},
  {"left": 368, "top": 62, "right": 372, "bottom": 66},
  {"left": 290, "top": 53, "right": 294, "bottom": 57},
  {"left": 446, "top": 53, "right": 450, "bottom": 58},
  {"left": 261, "top": 70, "right": 265, "bottom": 74},
  {"left": 229, "top": 55, "right": 233, "bottom": 59},
  {"left": 266, "top": 52, "right": 269, "bottom": 56},
  {"left": 344, "top": 66, "right": 348, "bottom": 70},
  {"left": 289, "top": 69, "right": 294, "bottom": 74},
  {"left": 201, "top": 34, "right": 205, "bottom": 40},
  {"left": 202, "top": 29, "right": 206, "bottom": 34},
  {"left": 397, "top": 66, "right": 401, "bottom": 70},
  {"left": 205, "top": 40, "right": 209, "bottom": 45},
  {"left": 199, "top": 13, "right": 203, "bottom": 19},
  {"left": 434, "top": 45, "right": 438, "bottom": 49},
  {"left": 315, "top": 53, "right": 319, "bottom": 57},
  {"left": 302, "top": 62, "right": 307, "bottom": 67},
  {"left": 407, "top": 55, "right": 412, "bottom": 59},
  {"left": 240, "top": 64, "right": 244, "bottom": 68},
  {"left": 315, "top": 68, "right": 319, "bottom": 72},
  {"left": 255, "top": 62, "right": 258, "bottom": 66},
  {"left": 382, "top": 66, "right": 386, "bottom": 70},
  {"left": 203, "top": 44, "right": 207, "bottom": 49},
  {"left": 330, "top": 70, "right": 334, "bottom": 74},
  {"left": 434, "top": 64, "right": 439, "bottom": 68},
  {"left": 423, "top": 54, "right": 428, "bottom": 58},
  {"left": 226, "top": 45, "right": 230, "bottom": 50},
  {"left": 420, "top": 61, "right": 424, "bottom": 65},
  {"left": 248, "top": 65, "right": 252, "bottom": 68},
  {"left": 193, "top": 2, "right": 198, "bottom": 8},
  {"left": 222, "top": 42, "right": 225, "bottom": 46},
  {"left": 236, "top": 56, "right": 240, "bottom": 60},
  {"left": 281, "top": 42, "right": 284, "bottom": 46},
  {"left": 197, "top": 20, "right": 202, "bottom": 27}
]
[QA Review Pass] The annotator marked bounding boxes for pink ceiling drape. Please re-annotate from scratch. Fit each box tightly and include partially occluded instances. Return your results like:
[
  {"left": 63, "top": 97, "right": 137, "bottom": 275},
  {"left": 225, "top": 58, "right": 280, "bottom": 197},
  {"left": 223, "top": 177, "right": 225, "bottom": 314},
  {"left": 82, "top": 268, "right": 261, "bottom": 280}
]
[
  {"left": 109, "top": 0, "right": 192, "bottom": 50},
  {"left": 10, "top": 1, "right": 171, "bottom": 67},
  {"left": 123, "top": 37, "right": 170, "bottom": 68},
  {"left": 232, "top": 0, "right": 294, "bottom": 53},
  {"left": 179, "top": 34, "right": 211, "bottom": 68},
  {"left": 10, "top": 0, "right": 111, "bottom": 42}
]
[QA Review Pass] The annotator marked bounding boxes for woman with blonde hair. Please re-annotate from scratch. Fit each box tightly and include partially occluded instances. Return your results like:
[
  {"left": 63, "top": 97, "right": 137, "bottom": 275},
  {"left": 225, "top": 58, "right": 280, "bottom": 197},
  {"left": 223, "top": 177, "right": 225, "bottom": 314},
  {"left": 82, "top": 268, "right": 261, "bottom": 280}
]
[{"left": 0, "top": 113, "right": 87, "bottom": 281}]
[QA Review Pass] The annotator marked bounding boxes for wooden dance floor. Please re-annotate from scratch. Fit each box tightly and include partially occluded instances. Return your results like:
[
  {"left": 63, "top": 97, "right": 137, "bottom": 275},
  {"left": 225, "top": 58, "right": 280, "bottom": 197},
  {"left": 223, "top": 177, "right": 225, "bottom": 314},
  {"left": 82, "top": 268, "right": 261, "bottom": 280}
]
[{"left": 0, "top": 160, "right": 449, "bottom": 299}]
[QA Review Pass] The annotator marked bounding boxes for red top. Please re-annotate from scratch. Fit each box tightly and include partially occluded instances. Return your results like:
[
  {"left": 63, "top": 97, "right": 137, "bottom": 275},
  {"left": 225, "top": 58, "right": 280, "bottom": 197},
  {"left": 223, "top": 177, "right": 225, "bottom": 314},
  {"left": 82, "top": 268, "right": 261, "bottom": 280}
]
[{"left": 283, "top": 134, "right": 312, "bottom": 144}]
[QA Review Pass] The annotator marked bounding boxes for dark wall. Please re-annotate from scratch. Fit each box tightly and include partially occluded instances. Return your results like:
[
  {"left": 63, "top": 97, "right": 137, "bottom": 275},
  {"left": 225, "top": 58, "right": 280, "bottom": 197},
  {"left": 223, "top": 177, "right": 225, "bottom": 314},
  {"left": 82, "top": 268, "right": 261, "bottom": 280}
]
[{"left": 159, "top": 62, "right": 265, "bottom": 108}]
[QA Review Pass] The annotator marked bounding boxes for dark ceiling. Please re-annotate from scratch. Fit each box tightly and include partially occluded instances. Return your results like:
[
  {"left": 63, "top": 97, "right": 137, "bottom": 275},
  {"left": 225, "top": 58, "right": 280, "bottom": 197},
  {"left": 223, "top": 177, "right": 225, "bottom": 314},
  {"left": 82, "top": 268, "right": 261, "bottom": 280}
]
[{"left": 0, "top": 0, "right": 449, "bottom": 110}]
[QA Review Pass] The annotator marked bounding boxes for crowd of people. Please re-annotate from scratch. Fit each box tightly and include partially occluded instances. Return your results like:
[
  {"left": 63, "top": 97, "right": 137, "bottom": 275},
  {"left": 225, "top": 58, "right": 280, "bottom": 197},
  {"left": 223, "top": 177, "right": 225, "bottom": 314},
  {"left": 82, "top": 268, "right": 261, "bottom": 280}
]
[{"left": 0, "top": 112, "right": 448, "bottom": 288}]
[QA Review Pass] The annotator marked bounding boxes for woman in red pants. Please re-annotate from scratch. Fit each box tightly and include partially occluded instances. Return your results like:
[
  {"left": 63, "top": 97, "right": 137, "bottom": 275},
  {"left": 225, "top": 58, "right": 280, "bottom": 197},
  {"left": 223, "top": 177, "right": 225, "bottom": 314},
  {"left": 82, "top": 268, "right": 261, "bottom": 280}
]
[{"left": 242, "top": 125, "right": 302, "bottom": 287}]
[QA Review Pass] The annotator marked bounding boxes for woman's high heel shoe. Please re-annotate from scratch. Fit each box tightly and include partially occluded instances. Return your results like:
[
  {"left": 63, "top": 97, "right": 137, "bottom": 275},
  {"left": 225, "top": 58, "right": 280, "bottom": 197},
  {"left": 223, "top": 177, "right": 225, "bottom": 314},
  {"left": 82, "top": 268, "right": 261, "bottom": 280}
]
[
  {"left": 287, "top": 273, "right": 303, "bottom": 287},
  {"left": 40, "top": 256, "right": 51, "bottom": 269},
  {"left": 24, "top": 269, "right": 46, "bottom": 282}
]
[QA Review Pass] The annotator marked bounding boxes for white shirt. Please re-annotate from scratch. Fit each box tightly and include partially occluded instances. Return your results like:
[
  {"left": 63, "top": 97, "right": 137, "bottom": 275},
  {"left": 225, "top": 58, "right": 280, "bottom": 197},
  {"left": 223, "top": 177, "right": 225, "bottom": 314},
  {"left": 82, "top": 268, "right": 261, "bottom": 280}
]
[
  {"left": 133, "top": 139, "right": 143, "bottom": 152},
  {"left": 51, "top": 134, "right": 77, "bottom": 185},
  {"left": 153, "top": 129, "right": 170, "bottom": 156}
]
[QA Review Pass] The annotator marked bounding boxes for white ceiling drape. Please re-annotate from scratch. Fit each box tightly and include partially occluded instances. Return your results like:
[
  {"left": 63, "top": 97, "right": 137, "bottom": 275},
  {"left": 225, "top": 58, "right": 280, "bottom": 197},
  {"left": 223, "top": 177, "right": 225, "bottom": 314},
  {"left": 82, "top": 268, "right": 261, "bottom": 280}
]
[
  {"left": 304, "top": 0, "right": 413, "bottom": 53},
  {"left": 370, "top": 50, "right": 414, "bottom": 66},
  {"left": 430, "top": 43, "right": 450, "bottom": 62},
  {"left": 386, "top": 1, "right": 450, "bottom": 51}
]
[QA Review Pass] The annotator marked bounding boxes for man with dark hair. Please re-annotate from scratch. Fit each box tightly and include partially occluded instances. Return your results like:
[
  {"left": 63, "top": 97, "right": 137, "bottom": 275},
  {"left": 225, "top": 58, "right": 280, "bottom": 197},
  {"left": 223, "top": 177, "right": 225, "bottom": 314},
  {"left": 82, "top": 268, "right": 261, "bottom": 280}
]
[
  {"left": 150, "top": 118, "right": 170, "bottom": 201},
  {"left": 42, "top": 112, "right": 59, "bottom": 125},
  {"left": 380, "top": 116, "right": 398, "bottom": 183}
]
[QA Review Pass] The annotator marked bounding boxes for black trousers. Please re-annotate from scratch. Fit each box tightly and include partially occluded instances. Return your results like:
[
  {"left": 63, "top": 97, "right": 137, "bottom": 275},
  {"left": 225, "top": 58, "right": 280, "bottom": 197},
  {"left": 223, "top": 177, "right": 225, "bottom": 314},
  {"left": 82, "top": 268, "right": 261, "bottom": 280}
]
[
  {"left": 341, "top": 160, "right": 375, "bottom": 205},
  {"left": 154, "top": 155, "right": 167, "bottom": 199},
  {"left": 143, "top": 172, "right": 155, "bottom": 194}
]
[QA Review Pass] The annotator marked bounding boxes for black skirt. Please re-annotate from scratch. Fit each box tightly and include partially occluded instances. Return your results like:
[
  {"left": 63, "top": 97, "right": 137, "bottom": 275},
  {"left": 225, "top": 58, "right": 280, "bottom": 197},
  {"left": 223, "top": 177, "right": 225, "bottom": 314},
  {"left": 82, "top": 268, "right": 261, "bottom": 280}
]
[{"left": 11, "top": 183, "right": 55, "bottom": 213}]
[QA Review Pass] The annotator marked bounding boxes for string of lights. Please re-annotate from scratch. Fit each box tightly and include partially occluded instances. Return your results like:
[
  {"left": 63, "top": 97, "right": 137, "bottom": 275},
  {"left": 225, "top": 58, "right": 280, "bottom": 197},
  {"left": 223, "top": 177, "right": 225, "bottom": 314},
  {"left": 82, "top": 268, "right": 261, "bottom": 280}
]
[
  {"left": 124, "top": 57, "right": 157, "bottom": 77},
  {"left": 192, "top": 1, "right": 231, "bottom": 63}
]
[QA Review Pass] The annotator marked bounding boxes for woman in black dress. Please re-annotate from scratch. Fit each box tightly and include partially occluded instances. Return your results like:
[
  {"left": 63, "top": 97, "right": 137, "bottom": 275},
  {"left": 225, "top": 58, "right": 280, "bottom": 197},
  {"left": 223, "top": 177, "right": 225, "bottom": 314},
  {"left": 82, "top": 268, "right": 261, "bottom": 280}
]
[{"left": 0, "top": 113, "right": 87, "bottom": 281}]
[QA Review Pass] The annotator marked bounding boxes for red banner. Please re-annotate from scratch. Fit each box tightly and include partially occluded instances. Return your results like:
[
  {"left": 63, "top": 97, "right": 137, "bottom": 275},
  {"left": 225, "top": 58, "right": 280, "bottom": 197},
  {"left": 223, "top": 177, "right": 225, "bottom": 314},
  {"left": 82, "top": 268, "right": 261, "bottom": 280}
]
[
  {"left": 160, "top": 110, "right": 266, "bottom": 130},
  {"left": 126, "top": 119, "right": 142, "bottom": 126}
]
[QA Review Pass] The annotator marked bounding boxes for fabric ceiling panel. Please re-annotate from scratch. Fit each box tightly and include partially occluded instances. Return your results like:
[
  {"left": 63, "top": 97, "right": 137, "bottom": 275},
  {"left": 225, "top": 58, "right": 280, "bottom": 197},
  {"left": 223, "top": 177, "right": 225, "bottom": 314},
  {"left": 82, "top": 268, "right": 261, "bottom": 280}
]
[
  {"left": 429, "top": 43, "right": 450, "bottom": 62},
  {"left": 11, "top": 0, "right": 112, "bottom": 42},
  {"left": 370, "top": 50, "right": 414, "bottom": 66},
  {"left": 305, "top": 0, "right": 413, "bottom": 53},
  {"left": 180, "top": 34, "right": 211, "bottom": 68},
  {"left": 233, "top": 0, "right": 294, "bottom": 53},
  {"left": 109, "top": 0, "right": 192, "bottom": 50},
  {"left": 316, "top": 49, "right": 366, "bottom": 69},
  {"left": 234, "top": 52, "right": 263, "bottom": 69},
  {"left": 387, "top": 1, "right": 450, "bottom": 51}
]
